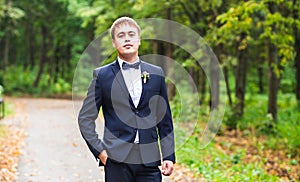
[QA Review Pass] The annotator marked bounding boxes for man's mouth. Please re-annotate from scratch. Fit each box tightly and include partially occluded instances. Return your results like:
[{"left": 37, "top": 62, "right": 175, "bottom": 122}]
[{"left": 123, "top": 44, "right": 133, "bottom": 48}]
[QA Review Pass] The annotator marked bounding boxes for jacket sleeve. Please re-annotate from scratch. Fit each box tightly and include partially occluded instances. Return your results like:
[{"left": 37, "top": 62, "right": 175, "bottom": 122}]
[
  {"left": 78, "top": 68, "right": 104, "bottom": 160},
  {"left": 156, "top": 68, "right": 176, "bottom": 163}
]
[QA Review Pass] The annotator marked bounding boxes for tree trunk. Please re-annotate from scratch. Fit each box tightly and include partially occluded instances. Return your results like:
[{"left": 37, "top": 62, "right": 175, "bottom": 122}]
[
  {"left": 47, "top": 33, "right": 55, "bottom": 84},
  {"left": 224, "top": 66, "right": 232, "bottom": 106},
  {"left": 267, "top": 42, "right": 279, "bottom": 121},
  {"left": 33, "top": 25, "right": 48, "bottom": 87},
  {"left": 165, "top": 5, "right": 176, "bottom": 100},
  {"left": 210, "top": 45, "right": 221, "bottom": 110},
  {"left": 200, "top": 68, "right": 206, "bottom": 104},
  {"left": 267, "top": 2, "right": 280, "bottom": 121},
  {"left": 151, "top": 40, "right": 159, "bottom": 65},
  {"left": 63, "top": 43, "right": 72, "bottom": 81},
  {"left": 0, "top": 40, "right": 3, "bottom": 70},
  {"left": 54, "top": 45, "right": 60, "bottom": 83},
  {"left": 234, "top": 32, "right": 248, "bottom": 117},
  {"left": 293, "top": 0, "right": 300, "bottom": 102},
  {"left": 258, "top": 65, "right": 264, "bottom": 94},
  {"left": 2, "top": 0, "right": 13, "bottom": 71},
  {"left": 3, "top": 31, "right": 10, "bottom": 72},
  {"left": 28, "top": 23, "right": 36, "bottom": 69},
  {"left": 189, "top": 67, "right": 200, "bottom": 93},
  {"left": 296, "top": 37, "right": 300, "bottom": 102},
  {"left": 156, "top": 41, "right": 164, "bottom": 69}
]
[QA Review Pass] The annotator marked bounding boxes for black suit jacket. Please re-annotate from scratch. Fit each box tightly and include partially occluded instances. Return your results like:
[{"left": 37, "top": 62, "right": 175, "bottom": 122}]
[{"left": 78, "top": 59, "right": 175, "bottom": 166}]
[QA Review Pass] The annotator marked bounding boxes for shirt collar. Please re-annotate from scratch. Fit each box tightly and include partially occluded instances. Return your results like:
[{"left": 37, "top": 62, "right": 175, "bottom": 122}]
[{"left": 118, "top": 57, "right": 140, "bottom": 69}]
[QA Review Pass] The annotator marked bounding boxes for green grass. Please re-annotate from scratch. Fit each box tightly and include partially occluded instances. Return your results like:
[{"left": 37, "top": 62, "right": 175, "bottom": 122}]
[
  {"left": 0, "top": 101, "right": 14, "bottom": 139},
  {"left": 172, "top": 92, "right": 299, "bottom": 181},
  {"left": 235, "top": 93, "right": 299, "bottom": 153},
  {"left": 0, "top": 125, "right": 8, "bottom": 139},
  {"left": 176, "top": 134, "right": 280, "bottom": 181},
  {"left": 4, "top": 100, "right": 14, "bottom": 117}
]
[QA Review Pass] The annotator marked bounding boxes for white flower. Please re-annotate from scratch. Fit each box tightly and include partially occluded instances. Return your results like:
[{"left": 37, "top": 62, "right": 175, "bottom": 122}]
[{"left": 141, "top": 71, "right": 150, "bottom": 83}]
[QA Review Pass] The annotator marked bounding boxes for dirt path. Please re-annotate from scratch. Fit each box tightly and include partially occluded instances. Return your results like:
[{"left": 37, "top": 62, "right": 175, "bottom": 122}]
[
  {"left": 10, "top": 98, "right": 173, "bottom": 182},
  {"left": 12, "top": 98, "right": 103, "bottom": 181}
]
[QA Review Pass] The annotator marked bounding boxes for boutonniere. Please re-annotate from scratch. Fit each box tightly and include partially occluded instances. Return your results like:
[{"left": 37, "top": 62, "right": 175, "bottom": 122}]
[{"left": 141, "top": 71, "right": 150, "bottom": 83}]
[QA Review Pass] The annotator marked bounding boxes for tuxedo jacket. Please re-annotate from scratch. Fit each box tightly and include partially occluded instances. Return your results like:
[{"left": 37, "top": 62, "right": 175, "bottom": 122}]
[{"left": 78, "top": 59, "right": 175, "bottom": 166}]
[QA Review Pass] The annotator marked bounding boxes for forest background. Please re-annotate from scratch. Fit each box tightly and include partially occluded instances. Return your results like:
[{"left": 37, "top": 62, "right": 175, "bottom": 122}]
[{"left": 0, "top": 0, "right": 299, "bottom": 181}]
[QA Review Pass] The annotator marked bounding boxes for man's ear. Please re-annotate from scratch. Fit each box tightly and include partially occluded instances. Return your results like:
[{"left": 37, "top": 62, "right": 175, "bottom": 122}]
[{"left": 112, "top": 40, "right": 116, "bottom": 48}]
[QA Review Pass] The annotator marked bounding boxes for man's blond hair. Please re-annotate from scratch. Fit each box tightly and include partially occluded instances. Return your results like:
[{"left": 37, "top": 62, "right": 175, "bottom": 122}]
[{"left": 110, "top": 17, "right": 141, "bottom": 40}]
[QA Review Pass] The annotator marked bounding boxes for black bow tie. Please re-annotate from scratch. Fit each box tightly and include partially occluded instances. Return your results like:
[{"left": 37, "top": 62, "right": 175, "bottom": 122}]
[{"left": 122, "top": 61, "right": 140, "bottom": 70}]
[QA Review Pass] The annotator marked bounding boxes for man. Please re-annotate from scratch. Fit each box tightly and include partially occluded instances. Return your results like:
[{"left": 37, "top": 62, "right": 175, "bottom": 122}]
[{"left": 78, "top": 16, "right": 175, "bottom": 182}]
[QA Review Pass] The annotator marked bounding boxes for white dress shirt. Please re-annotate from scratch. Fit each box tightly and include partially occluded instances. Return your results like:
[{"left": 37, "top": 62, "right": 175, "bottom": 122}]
[{"left": 118, "top": 57, "right": 142, "bottom": 143}]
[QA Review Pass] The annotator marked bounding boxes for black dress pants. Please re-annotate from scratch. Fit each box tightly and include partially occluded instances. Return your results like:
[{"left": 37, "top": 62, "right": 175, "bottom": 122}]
[{"left": 104, "top": 145, "right": 162, "bottom": 182}]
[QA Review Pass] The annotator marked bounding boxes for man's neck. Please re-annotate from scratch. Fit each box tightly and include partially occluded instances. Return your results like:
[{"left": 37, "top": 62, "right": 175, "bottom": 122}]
[{"left": 118, "top": 53, "right": 138, "bottom": 63}]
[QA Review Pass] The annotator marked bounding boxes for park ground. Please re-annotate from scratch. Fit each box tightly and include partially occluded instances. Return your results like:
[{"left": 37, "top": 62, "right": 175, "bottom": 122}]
[
  {"left": 0, "top": 97, "right": 196, "bottom": 182},
  {"left": 0, "top": 97, "right": 299, "bottom": 181}
]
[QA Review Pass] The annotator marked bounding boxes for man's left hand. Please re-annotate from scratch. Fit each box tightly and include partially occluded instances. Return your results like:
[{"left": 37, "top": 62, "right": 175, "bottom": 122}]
[{"left": 162, "top": 160, "right": 174, "bottom": 176}]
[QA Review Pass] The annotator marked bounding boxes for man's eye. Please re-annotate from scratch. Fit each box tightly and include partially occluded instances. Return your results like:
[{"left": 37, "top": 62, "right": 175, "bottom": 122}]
[
  {"left": 129, "top": 33, "right": 136, "bottom": 36},
  {"left": 118, "top": 34, "right": 124, "bottom": 38}
]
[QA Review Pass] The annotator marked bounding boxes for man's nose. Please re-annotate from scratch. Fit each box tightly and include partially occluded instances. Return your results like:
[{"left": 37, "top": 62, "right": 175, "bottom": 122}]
[{"left": 124, "top": 34, "right": 131, "bottom": 41}]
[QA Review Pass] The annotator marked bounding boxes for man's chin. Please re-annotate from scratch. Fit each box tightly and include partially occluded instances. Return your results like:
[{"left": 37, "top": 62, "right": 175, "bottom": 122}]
[
  {"left": 120, "top": 51, "right": 137, "bottom": 57},
  {"left": 122, "top": 49, "right": 137, "bottom": 53}
]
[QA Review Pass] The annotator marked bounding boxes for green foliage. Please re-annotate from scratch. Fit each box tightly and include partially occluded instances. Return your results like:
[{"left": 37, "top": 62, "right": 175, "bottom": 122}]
[
  {"left": 3, "top": 66, "right": 37, "bottom": 94},
  {"left": 280, "top": 62, "right": 296, "bottom": 93},
  {"left": 0, "top": 101, "right": 13, "bottom": 139},
  {"left": 176, "top": 135, "right": 279, "bottom": 181},
  {"left": 3, "top": 66, "right": 71, "bottom": 96},
  {"left": 4, "top": 100, "right": 14, "bottom": 117},
  {"left": 276, "top": 94, "right": 300, "bottom": 154},
  {"left": 170, "top": 89, "right": 200, "bottom": 123},
  {"left": 172, "top": 87, "right": 299, "bottom": 179},
  {"left": 0, "top": 125, "right": 8, "bottom": 139},
  {"left": 221, "top": 93, "right": 300, "bottom": 154},
  {"left": 0, "top": 0, "right": 298, "bottom": 179},
  {"left": 0, "top": 1, "right": 25, "bottom": 34},
  {"left": 213, "top": 0, "right": 295, "bottom": 81}
]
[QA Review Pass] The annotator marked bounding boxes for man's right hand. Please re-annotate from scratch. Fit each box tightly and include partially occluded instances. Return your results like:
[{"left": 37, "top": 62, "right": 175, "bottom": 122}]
[{"left": 99, "top": 150, "right": 108, "bottom": 165}]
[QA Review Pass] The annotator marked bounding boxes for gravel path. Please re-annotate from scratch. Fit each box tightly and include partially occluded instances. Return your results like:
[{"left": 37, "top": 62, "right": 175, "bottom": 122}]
[
  {"left": 12, "top": 98, "right": 172, "bottom": 182},
  {"left": 16, "top": 98, "right": 104, "bottom": 181}
]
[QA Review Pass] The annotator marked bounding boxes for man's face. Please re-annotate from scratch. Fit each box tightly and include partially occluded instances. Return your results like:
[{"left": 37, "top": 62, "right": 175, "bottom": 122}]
[{"left": 112, "top": 24, "right": 140, "bottom": 61}]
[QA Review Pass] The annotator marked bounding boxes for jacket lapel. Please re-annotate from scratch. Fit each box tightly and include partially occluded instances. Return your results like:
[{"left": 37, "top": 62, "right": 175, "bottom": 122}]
[
  {"left": 136, "top": 61, "right": 148, "bottom": 108},
  {"left": 111, "top": 59, "right": 149, "bottom": 109},
  {"left": 111, "top": 60, "right": 135, "bottom": 107}
]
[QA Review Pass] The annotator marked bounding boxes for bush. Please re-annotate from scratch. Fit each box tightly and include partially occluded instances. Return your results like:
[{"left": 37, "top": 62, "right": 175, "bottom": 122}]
[
  {"left": 3, "top": 66, "right": 71, "bottom": 96},
  {"left": 222, "top": 93, "right": 300, "bottom": 156}
]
